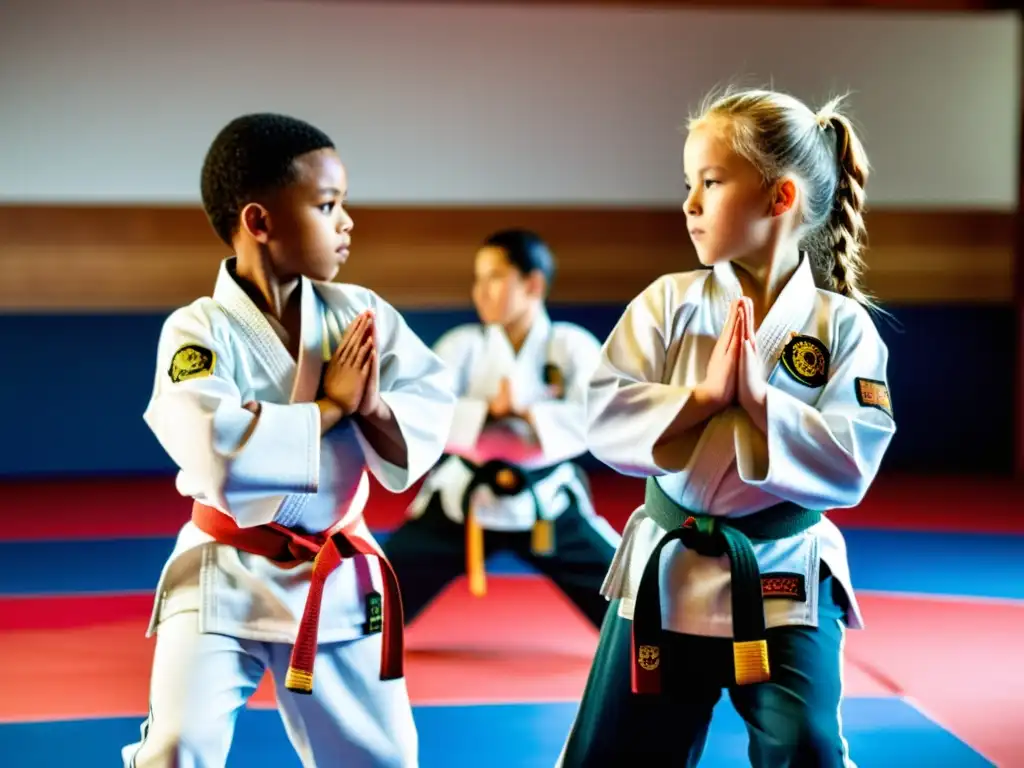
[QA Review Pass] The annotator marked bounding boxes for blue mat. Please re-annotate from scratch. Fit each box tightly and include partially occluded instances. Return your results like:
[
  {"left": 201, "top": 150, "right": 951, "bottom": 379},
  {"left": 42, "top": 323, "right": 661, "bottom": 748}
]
[{"left": 0, "top": 697, "right": 991, "bottom": 768}]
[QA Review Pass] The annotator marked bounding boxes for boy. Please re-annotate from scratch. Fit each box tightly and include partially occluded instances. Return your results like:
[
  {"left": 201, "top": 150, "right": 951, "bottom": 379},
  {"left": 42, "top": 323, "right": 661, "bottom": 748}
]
[
  {"left": 384, "top": 229, "right": 619, "bottom": 630},
  {"left": 122, "top": 113, "right": 455, "bottom": 768}
]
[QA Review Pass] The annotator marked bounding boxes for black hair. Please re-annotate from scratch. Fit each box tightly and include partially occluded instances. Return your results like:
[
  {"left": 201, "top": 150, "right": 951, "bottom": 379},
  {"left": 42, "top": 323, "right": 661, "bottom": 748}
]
[
  {"left": 481, "top": 229, "right": 556, "bottom": 292},
  {"left": 200, "top": 113, "right": 335, "bottom": 245}
]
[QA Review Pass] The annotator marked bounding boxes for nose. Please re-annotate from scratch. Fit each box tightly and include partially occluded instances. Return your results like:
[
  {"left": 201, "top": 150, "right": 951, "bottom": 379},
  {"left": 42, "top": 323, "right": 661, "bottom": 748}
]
[
  {"left": 338, "top": 209, "right": 354, "bottom": 233},
  {"left": 684, "top": 188, "right": 701, "bottom": 217}
]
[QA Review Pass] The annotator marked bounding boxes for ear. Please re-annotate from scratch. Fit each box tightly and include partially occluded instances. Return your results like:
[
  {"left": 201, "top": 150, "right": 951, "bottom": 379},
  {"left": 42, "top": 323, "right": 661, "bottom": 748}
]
[
  {"left": 771, "top": 178, "right": 798, "bottom": 217},
  {"left": 240, "top": 202, "right": 271, "bottom": 244},
  {"left": 524, "top": 269, "right": 547, "bottom": 299}
]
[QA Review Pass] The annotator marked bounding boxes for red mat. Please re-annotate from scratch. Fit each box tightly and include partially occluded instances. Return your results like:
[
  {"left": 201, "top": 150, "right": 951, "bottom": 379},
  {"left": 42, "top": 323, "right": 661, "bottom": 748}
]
[
  {"left": 4, "top": 577, "right": 1019, "bottom": 761},
  {"left": 3, "top": 473, "right": 1024, "bottom": 541},
  {"left": 0, "top": 577, "right": 894, "bottom": 724},
  {"left": 844, "top": 593, "right": 1024, "bottom": 768}
]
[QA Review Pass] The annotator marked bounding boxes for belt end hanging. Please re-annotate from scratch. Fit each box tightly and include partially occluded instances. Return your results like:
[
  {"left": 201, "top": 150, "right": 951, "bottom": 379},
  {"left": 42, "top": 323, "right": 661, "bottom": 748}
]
[
  {"left": 531, "top": 519, "right": 554, "bottom": 556},
  {"left": 284, "top": 666, "right": 314, "bottom": 695},
  {"left": 733, "top": 639, "right": 770, "bottom": 685},
  {"left": 466, "top": 513, "right": 487, "bottom": 597},
  {"left": 630, "top": 632, "right": 662, "bottom": 695}
]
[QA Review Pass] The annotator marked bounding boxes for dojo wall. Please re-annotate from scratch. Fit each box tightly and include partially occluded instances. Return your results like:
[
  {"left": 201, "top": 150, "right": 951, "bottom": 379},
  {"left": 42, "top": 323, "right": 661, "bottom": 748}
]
[{"left": 0, "top": 0, "right": 1020, "bottom": 477}]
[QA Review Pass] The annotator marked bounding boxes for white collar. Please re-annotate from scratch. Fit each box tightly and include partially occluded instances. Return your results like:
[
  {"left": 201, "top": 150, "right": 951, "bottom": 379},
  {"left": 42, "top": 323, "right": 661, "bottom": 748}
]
[
  {"left": 485, "top": 307, "right": 553, "bottom": 361},
  {"left": 711, "top": 254, "right": 818, "bottom": 368},
  {"left": 212, "top": 257, "right": 327, "bottom": 401}
]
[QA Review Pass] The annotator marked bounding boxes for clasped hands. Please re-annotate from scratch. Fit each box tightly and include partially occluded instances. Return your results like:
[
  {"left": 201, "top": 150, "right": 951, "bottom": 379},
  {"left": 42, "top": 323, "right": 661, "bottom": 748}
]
[
  {"left": 319, "top": 310, "right": 383, "bottom": 419},
  {"left": 698, "top": 297, "right": 768, "bottom": 431},
  {"left": 487, "top": 375, "right": 564, "bottom": 423},
  {"left": 239, "top": 310, "right": 383, "bottom": 437}
]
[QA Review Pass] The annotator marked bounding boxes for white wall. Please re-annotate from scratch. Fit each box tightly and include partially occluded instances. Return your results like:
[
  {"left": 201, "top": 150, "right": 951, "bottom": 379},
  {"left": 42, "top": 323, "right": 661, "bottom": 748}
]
[{"left": 0, "top": 0, "right": 1019, "bottom": 208}]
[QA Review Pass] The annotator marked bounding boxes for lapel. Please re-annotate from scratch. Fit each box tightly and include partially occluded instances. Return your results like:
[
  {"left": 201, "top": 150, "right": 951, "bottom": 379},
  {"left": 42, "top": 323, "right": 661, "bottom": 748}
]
[
  {"left": 517, "top": 309, "right": 552, "bottom": 372},
  {"left": 212, "top": 257, "right": 327, "bottom": 403},
  {"left": 470, "top": 310, "right": 553, "bottom": 400},
  {"left": 711, "top": 254, "right": 818, "bottom": 373},
  {"left": 290, "top": 279, "right": 329, "bottom": 404},
  {"left": 478, "top": 308, "right": 551, "bottom": 370}
]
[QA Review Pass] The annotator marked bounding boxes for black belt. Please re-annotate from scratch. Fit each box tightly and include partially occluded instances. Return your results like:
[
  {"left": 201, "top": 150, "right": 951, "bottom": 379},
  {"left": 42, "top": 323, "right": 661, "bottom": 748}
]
[
  {"left": 453, "top": 455, "right": 560, "bottom": 523},
  {"left": 632, "top": 477, "right": 822, "bottom": 693},
  {"left": 450, "top": 455, "right": 564, "bottom": 596}
]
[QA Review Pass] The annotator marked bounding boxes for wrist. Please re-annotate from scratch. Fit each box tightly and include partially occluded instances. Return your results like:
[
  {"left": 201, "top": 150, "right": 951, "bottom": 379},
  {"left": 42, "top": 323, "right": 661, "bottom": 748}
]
[
  {"left": 357, "top": 397, "right": 390, "bottom": 422},
  {"left": 693, "top": 383, "right": 726, "bottom": 415},
  {"left": 513, "top": 405, "right": 534, "bottom": 427},
  {"left": 316, "top": 398, "right": 346, "bottom": 433},
  {"left": 743, "top": 387, "right": 769, "bottom": 433}
]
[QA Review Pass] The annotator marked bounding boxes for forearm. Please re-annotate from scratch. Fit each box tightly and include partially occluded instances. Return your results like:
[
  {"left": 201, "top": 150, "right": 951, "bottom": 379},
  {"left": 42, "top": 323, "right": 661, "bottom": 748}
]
[
  {"left": 742, "top": 390, "right": 768, "bottom": 434},
  {"left": 654, "top": 385, "right": 723, "bottom": 448},
  {"left": 354, "top": 401, "right": 408, "bottom": 468},
  {"left": 518, "top": 399, "right": 589, "bottom": 465},
  {"left": 736, "top": 386, "right": 895, "bottom": 508}
]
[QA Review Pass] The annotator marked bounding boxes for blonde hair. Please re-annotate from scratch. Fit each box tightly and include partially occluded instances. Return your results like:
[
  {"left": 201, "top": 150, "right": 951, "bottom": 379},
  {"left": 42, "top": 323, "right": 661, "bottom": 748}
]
[{"left": 689, "top": 88, "right": 872, "bottom": 306}]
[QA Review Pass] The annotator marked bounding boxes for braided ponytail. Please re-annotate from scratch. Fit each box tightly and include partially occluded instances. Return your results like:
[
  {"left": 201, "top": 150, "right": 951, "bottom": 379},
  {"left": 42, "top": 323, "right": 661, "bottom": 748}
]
[
  {"left": 818, "top": 105, "right": 872, "bottom": 305},
  {"left": 692, "top": 89, "right": 878, "bottom": 307}
]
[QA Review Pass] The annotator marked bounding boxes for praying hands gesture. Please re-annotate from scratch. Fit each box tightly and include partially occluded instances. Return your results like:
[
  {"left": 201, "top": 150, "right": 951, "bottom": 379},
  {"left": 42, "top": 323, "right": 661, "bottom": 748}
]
[
  {"left": 700, "top": 297, "right": 768, "bottom": 432},
  {"left": 322, "top": 311, "right": 375, "bottom": 416},
  {"left": 319, "top": 309, "right": 407, "bottom": 466}
]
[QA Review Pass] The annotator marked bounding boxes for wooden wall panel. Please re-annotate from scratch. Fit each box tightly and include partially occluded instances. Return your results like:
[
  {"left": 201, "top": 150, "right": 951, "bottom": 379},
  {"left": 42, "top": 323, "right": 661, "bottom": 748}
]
[
  {"left": 0, "top": 205, "right": 1014, "bottom": 311},
  {"left": 368, "top": 0, "right": 1000, "bottom": 12}
]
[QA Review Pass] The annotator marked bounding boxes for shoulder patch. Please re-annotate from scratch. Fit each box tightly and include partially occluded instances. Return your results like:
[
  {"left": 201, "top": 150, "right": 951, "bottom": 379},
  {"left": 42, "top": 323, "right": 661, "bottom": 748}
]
[
  {"left": 780, "top": 334, "right": 829, "bottom": 388},
  {"left": 169, "top": 344, "right": 216, "bottom": 383},
  {"left": 543, "top": 363, "right": 566, "bottom": 398},
  {"left": 855, "top": 377, "right": 893, "bottom": 417},
  {"left": 542, "top": 363, "right": 564, "bottom": 387}
]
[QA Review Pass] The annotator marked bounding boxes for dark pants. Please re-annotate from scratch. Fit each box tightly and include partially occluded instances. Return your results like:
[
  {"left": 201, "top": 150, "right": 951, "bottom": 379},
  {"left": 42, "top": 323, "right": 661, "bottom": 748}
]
[
  {"left": 382, "top": 489, "right": 616, "bottom": 628},
  {"left": 560, "top": 575, "right": 852, "bottom": 767}
]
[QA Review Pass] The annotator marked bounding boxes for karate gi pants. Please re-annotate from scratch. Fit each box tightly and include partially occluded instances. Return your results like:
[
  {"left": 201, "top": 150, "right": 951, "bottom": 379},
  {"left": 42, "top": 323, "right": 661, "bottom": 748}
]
[
  {"left": 383, "top": 490, "right": 616, "bottom": 629},
  {"left": 559, "top": 574, "right": 853, "bottom": 768},
  {"left": 122, "top": 611, "right": 418, "bottom": 768}
]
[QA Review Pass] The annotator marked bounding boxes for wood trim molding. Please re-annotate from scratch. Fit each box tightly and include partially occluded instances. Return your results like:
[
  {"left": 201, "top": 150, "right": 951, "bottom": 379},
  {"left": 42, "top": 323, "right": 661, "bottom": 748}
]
[{"left": 0, "top": 205, "right": 1013, "bottom": 310}]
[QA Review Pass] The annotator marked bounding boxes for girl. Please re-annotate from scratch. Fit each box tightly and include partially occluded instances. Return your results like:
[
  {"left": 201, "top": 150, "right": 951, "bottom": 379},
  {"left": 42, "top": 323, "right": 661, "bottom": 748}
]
[
  {"left": 383, "top": 229, "right": 620, "bottom": 629},
  {"left": 559, "top": 89, "right": 896, "bottom": 766}
]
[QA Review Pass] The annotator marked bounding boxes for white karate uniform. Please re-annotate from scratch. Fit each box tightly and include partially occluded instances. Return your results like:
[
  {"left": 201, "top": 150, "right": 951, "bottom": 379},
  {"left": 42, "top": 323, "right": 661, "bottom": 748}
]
[
  {"left": 122, "top": 257, "right": 455, "bottom": 768},
  {"left": 588, "top": 255, "right": 896, "bottom": 638},
  {"left": 406, "top": 310, "right": 609, "bottom": 535}
]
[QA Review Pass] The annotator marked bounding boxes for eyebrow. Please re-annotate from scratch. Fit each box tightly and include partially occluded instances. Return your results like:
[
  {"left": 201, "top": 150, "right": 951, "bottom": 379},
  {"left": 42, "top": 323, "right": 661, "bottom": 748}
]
[
  {"left": 684, "top": 165, "right": 727, "bottom": 177},
  {"left": 317, "top": 186, "right": 345, "bottom": 197}
]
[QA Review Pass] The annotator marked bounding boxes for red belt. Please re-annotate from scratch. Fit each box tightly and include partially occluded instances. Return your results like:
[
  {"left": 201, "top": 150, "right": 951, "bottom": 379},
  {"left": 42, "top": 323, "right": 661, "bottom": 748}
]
[{"left": 191, "top": 502, "right": 405, "bottom": 695}]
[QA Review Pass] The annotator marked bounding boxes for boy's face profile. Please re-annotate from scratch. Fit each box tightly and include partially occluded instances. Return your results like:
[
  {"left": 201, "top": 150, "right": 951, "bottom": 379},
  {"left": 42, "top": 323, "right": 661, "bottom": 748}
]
[{"left": 241, "top": 148, "right": 353, "bottom": 283}]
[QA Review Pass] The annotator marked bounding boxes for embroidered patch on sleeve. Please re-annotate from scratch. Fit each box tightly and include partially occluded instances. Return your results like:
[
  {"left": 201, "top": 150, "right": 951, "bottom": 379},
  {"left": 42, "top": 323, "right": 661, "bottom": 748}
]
[
  {"left": 780, "top": 334, "right": 830, "bottom": 388},
  {"left": 169, "top": 344, "right": 216, "bottom": 383},
  {"left": 760, "top": 572, "right": 807, "bottom": 602},
  {"left": 543, "top": 363, "right": 566, "bottom": 398},
  {"left": 855, "top": 377, "right": 893, "bottom": 417}
]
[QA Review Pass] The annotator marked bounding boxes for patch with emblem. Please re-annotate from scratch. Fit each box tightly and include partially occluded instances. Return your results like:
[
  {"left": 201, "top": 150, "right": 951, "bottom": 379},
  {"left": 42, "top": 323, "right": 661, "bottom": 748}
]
[
  {"left": 364, "top": 591, "right": 383, "bottom": 634},
  {"left": 760, "top": 572, "right": 806, "bottom": 602},
  {"left": 169, "top": 344, "right": 216, "bottom": 383},
  {"left": 543, "top": 363, "right": 566, "bottom": 399},
  {"left": 855, "top": 377, "right": 893, "bottom": 417},
  {"left": 780, "top": 334, "right": 829, "bottom": 388},
  {"left": 637, "top": 644, "right": 660, "bottom": 671}
]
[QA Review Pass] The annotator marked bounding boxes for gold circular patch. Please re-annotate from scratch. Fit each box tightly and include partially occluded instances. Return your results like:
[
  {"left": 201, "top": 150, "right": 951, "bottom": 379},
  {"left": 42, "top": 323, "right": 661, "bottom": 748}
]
[{"left": 781, "top": 335, "right": 829, "bottom": 388}]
